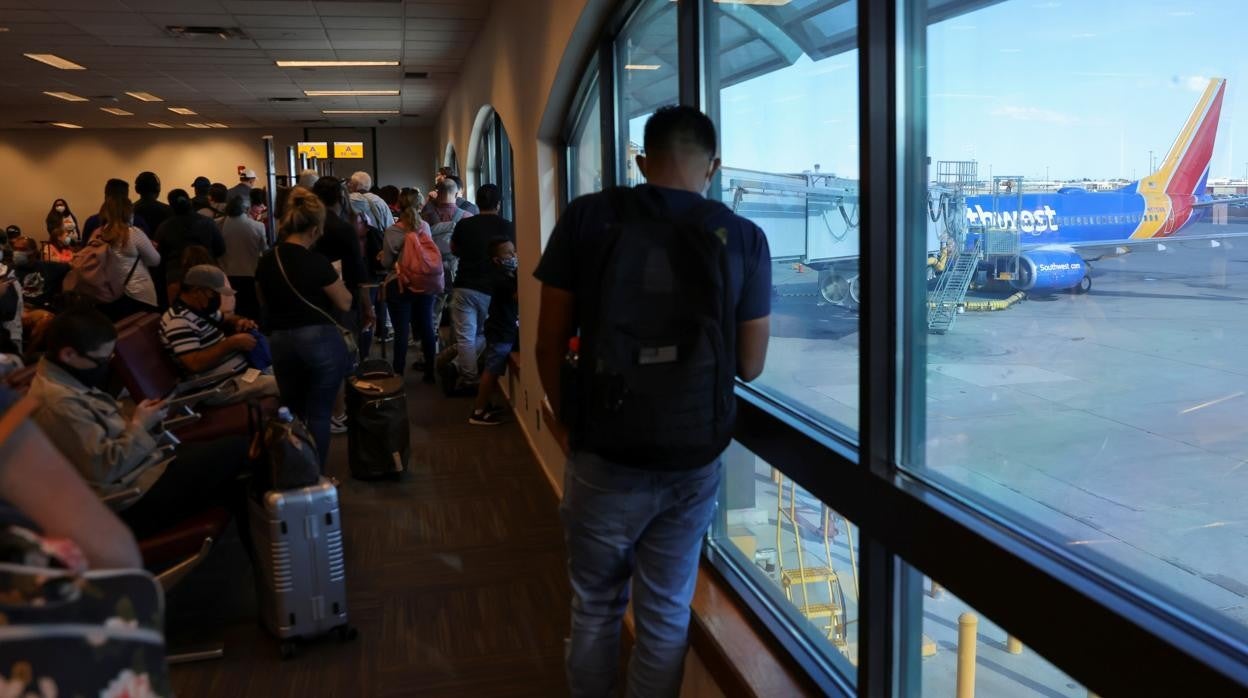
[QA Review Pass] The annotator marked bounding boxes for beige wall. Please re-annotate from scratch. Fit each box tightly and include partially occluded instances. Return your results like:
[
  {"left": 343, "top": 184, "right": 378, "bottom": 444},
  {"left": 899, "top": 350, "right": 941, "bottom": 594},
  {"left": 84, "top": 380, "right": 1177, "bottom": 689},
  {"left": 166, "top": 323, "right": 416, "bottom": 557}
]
[
  {"left": 437, "top": 0, "right": 612, "bottom": 492},
  {"left": 0, "top": 125, "right": 436, "bottom": 236}
]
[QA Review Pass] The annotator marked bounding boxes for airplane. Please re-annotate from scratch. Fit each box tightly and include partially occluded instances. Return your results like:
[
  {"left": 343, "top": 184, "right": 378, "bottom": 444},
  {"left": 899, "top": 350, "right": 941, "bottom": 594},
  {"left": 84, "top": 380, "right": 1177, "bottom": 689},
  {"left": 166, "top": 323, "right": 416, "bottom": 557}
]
[{"left": 959, "top": 77, "right": 1245, "bottom": 295}]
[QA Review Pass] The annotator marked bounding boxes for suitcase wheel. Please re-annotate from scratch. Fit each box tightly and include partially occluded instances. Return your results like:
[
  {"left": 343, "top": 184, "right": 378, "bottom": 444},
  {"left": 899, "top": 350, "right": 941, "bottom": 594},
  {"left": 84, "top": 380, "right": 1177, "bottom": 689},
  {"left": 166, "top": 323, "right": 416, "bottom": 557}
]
[
  {"left": 335, "top": 624, "right": 359, "bottom": 643},
  {"left": 279, "top": 640, "right": 297, "bottom": 660}
]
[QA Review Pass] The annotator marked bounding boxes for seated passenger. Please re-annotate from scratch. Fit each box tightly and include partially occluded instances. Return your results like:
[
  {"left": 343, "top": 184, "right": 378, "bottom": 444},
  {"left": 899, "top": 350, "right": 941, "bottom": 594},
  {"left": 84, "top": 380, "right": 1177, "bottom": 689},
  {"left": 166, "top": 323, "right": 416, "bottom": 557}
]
[
  {"left": 11, "top": 237, "right": 66, "bottom": 355},
  {"left": 27, "top": 307, "right": 251, "bottom": 538},
  {"left": 159, "top": 265, "right": 278, "bottom": 405},
  {"left": 468, "top": 238, "right": 518, "bottom": 426},
  {"left": 42, "top": 215, "right": 75, "bottom": 264}
]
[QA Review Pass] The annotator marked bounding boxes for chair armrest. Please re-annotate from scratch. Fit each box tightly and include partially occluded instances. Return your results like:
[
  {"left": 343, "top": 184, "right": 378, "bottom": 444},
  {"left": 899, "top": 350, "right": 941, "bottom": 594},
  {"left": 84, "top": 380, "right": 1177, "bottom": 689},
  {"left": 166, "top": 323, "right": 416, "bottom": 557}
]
[
  {"left": 101, "top": 486, "right": 143, "bottom": 510},
  {"left": 162, "top": 412, "right": 202, "bottom": 431}
]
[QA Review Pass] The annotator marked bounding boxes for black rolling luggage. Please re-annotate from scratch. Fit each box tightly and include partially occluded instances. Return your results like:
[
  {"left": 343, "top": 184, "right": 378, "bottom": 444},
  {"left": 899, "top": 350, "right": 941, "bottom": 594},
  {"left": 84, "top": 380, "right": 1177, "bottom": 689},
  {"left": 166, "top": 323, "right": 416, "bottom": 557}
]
[{"left": 345, "top": 358, "right": 410, "bottom": 479}]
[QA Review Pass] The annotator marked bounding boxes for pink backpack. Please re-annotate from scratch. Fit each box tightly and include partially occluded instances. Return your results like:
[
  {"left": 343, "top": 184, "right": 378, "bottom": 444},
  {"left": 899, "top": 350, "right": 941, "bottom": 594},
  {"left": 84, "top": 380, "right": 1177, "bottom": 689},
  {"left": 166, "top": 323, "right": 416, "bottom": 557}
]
[
  {"left": 395, "top": 223, "right": 444, "bottom": 295},
  {"left": 64, "top": 239, "right": 137, "bottom": 303}
]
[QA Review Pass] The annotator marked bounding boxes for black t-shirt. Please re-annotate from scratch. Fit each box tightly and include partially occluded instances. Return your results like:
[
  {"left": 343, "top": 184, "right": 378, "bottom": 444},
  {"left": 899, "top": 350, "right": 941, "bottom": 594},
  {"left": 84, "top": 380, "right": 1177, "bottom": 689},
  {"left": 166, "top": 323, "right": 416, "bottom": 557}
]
[
  {"left": 155, "top": 214, "right": 226, "bottom": 279},
  {"left": 134, "top": 198, "right": 173, "bottom": 235},
  {"left": 451, "top": 214, "right": 515, "bottom": 294},
  {"left": 255, "top": 243, "right": 339, "bottom": 331},
  {"left": 485, "top": 269, "right": 518, "bottom": 343},
  {"left": 313, "top": 211, "right": 365, "bottom": 292}
]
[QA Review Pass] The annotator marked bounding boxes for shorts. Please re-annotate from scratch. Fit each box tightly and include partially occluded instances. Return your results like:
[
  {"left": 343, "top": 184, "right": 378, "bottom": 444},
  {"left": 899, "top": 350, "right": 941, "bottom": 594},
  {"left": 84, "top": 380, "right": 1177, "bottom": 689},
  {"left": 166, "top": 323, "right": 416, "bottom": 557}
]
[{"left": 482, "top": 341, "right": 514, "bottom": 376}]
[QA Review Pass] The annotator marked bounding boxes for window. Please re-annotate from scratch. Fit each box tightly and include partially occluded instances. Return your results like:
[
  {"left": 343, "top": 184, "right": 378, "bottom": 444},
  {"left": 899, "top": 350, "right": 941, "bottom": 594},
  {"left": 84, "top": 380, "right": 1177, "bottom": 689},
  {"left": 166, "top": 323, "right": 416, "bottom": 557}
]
[
  {"left": 706, "top": 0, "right": 861, "bottom": 437},
  {"left": 568, "top": 66, "right": 603, "bottom": 199},
  {"left": 476, "top": 110, "right": 515, "bottom": 220},
  {"left": 920, "top": 0, "right": 1248, "bottom": 649},
  {"left": 709, "top": 443, "right": 860, "bottom": 677},
  {"left": 616, "top": 0, "right": 678, "bottom": 186}
]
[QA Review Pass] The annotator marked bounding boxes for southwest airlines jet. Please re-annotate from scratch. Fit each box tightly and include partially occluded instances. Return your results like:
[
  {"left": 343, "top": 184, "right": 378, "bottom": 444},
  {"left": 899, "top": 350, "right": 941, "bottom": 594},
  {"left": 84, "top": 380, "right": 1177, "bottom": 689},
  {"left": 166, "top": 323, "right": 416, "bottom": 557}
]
[{"left": 963, "top": 78, "right": 1243, "bottom": 294}]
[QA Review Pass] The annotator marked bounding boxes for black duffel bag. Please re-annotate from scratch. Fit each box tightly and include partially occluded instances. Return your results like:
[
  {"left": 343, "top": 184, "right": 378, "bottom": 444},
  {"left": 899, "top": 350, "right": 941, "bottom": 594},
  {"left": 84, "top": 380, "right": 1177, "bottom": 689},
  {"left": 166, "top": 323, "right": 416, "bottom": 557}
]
[{"left": 345, "top": 359, "right": 410, "bottom": 479}]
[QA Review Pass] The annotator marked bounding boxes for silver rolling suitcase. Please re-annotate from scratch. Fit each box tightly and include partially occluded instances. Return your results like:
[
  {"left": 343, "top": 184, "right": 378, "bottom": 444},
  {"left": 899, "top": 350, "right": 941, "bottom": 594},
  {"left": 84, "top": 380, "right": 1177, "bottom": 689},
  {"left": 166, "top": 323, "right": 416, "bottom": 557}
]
[{"left": 249, "top": 477, "right": 356, "bottom": 659}]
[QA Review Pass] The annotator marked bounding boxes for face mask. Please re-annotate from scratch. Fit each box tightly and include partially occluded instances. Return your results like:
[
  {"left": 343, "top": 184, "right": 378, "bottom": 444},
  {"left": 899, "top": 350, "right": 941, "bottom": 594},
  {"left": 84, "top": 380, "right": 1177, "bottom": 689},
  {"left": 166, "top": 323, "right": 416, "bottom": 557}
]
[
  {"left": 55, "top": 355, "right": 110, "bottom": 390},
  {"left": 54, "top": 205, "right": 66, "bottom": 213},
  {"left": 12, "top": 252, "right": 31, "bottom": 268},
  {"left": 500, "top": 256, "right": 519, "bottom": 273}
]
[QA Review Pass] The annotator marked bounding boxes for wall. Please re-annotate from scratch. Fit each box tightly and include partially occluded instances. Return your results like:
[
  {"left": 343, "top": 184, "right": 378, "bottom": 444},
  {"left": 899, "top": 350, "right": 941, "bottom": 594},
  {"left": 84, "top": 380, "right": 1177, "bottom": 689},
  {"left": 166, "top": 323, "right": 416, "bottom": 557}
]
[
  {"left": 0, "top": 127, "right": 302, "bottom": 235},
  {"left": 436, "top": 0, "right": 612, "bottom": 493},
  {"left": 0, "top": 125, "right": 436, "bottom": 236}
]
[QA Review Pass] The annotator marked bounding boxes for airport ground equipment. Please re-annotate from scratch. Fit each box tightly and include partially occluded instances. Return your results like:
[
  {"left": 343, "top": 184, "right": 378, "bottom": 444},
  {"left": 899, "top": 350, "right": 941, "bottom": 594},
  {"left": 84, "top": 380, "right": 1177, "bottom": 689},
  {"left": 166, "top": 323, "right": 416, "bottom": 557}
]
[{"left": 775, "top": 472, "right": 851, "bottom": 655}]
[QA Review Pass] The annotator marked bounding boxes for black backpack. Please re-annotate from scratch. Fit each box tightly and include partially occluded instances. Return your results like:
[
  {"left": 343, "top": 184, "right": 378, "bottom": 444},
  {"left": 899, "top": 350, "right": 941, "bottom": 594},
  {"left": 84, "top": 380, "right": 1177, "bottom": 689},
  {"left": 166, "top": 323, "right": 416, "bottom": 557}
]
[
  {"left": 566, "top": 186, "right": 736, "bottom": 469},
  {"left": 364, "top": 224, "right": 386, "bottom": 278}
]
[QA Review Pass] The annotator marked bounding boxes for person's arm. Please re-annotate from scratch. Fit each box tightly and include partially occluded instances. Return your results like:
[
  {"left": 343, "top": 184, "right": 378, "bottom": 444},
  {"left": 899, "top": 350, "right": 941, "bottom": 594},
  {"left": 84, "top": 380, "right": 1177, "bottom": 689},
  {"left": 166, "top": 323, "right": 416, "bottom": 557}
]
[
  {"left": 132, "top": 228, "right": 160, "bottom": 266},
  {"left": 324, "top": 277, "right": 353, "bottom": 313},
  {"left": 735, "top": 223, "right": 773, "bottom": 382},
  {"left": 737, "top": 316, "right": 770, "bottom": 382},
  {"left": 174, "top": 334, "right": 254, "bottom": 374},
  {"left": 380, "top": 226, "right": 402, "bottom": 269},
  {"left": 0, "top": 403, "right": 142, "bottom": 569},
  {"left": 536, "top": 284, "right": 576, "bottom": 416}
]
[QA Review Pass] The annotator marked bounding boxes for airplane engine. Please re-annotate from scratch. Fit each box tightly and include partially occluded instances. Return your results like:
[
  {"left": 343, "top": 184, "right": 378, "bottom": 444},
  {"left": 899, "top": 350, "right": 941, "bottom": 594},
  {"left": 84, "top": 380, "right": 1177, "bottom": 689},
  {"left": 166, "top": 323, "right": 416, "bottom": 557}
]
[{"left": 1012, "top": 249, "right": 1088, "bottom": 294}]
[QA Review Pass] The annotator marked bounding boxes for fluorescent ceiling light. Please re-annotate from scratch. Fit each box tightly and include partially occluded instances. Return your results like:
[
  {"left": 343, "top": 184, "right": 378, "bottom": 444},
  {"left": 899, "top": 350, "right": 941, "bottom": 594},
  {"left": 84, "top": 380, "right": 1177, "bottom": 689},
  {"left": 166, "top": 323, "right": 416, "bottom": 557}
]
[
  {"left": 168, "top": 107, "right": 197, "bottom": 115},
  {"left": 44, "top": 91, "right": 87, "bottom": 102},
  {"left": 148, "top": 122, "right": 173, "bottom": 128},
  {"left": 321, "top": 109, "right": 400, "bottom": 115},
  {"left": 276, "top": 60, "right": 398, "bottom": 68},
  {"left": 623, "top": 64, "right": 662, "bottom": 70},
  {"left": 50, "top": 122, "right": 82, "bottom": 129},
  {"left": 304, "top": 89, "right": 399, "bottom": 97},
  {"left": 185, "top": 122, "right": 210, "bottom": 128},
  {"left": 206, "top": 122, "right": 229, "bottom": 128},
  {"left": 24, "top": 53, "right": 86, "bottom": 70},
  {"left": 126, "top": 91, "right": 164, "bottom": 102},
  {"left": 100, "top": 107, "right": 133, "bottom": 116}
]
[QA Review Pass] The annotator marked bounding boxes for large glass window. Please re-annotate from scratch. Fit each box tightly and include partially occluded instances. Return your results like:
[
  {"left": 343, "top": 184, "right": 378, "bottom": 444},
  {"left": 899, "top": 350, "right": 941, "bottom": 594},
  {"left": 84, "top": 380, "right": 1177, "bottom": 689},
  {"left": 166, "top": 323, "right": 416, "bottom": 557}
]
[
  {"left": 909, "top": 0, "right": 1248, "bottom": 644},
  {"left": 476, "top": 111, "right": 515, "bottom": 220},
  {"left": 707, "top": 0, "right": 861, "bottom": 436},
  {"left": 616, "top": 0, "right": 678, "bottom": 186},
  {"left": 710, "top": 443, "right": 860, "bottom": 678},
  {"left": 569, "top": 70, "right": 603, "bottom": 199}
]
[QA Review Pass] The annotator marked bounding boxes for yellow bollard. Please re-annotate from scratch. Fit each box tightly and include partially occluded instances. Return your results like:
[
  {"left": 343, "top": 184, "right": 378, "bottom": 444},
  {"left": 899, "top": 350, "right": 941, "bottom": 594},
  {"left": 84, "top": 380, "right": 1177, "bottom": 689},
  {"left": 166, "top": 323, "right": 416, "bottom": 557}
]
[
  {"left": 956, "top": 613, "right": 978, "bottom": 698},
  {"left": 1006, "top": 635, "right": 1022, "bottom": 655}
]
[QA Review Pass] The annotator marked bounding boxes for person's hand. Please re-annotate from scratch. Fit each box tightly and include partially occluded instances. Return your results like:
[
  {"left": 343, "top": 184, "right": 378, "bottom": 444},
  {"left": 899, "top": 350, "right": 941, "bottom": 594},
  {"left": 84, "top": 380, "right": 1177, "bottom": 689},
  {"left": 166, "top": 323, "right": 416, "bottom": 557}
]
[
  {"left": 232, "top": 316, "right": 258, "bottom": 332},
  {"left": 131, "top": 399, "right": 168, "bottom": 432},
  {"left": 362, "top": 306, "right": 377, "bottom": 333},
  {"left": 230, "top": 333, "right": 258, "bottom": 352}
]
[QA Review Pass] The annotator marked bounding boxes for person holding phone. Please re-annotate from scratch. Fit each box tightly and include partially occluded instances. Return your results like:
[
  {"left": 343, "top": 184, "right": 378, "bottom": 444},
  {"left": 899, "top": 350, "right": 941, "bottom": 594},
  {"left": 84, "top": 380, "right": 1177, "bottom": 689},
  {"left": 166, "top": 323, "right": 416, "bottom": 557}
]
[{"left": 27, "top": 307, "right": 251, "bottom": 538}]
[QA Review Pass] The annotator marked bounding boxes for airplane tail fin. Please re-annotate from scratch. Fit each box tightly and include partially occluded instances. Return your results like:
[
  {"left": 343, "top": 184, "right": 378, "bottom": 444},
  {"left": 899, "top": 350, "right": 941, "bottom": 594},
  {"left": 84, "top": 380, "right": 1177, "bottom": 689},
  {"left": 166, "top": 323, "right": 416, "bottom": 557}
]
[{"left": 1146, "top": 78, "right": 1225, "bottom": 197}]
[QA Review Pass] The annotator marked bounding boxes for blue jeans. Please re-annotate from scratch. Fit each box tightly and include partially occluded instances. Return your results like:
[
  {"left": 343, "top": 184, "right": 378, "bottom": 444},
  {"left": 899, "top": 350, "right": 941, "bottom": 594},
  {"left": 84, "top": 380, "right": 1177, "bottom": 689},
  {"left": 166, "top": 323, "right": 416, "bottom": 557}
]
[
  {"left": 450, "top": 287, "right": 491, "bottom": 383},
  {"left": 560, "top": 452, "right": 722, "bottom": 698},
  {"left": 270, "top": 324, "right": 350, "bottom": 467},
  {"left": 386, "top": 289, "right": 436, "bottom": 376}
]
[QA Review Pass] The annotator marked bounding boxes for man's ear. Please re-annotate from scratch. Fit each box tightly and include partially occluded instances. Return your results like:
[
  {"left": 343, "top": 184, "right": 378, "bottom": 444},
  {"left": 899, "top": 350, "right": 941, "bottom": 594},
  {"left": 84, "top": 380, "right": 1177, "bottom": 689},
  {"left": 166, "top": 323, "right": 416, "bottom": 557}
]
[
  {"left": 636, "top": 154, "right": 648, "bottom": 180},
  {"left": 709, "top": 156, "right": 722, "bottom": 179}
]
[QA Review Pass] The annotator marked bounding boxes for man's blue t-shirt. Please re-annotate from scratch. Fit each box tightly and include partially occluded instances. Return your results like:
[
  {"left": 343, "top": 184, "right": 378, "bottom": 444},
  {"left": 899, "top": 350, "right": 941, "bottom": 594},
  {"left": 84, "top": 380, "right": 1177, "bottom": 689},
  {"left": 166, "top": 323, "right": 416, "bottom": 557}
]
[{"left": 534, "top": 184, "right": 772, "bottom": 325}]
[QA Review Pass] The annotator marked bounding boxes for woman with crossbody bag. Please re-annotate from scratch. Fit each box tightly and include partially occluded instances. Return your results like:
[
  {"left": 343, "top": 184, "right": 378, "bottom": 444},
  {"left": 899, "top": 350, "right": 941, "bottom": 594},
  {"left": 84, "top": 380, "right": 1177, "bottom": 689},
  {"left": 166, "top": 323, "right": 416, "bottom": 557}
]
[
  {"left": 254, "top": 189, "right": 354, "bottom": 467},
  {"left": 95, "top": 197, "right": 159, "bottom": 321}
]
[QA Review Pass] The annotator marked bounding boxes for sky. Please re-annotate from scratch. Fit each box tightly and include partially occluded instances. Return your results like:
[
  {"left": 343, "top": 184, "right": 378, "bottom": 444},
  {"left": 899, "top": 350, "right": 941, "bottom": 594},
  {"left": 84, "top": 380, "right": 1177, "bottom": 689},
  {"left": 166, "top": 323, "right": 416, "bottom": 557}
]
[{"left": 714, "top": 0, "right": 1248, "bottom": 183}]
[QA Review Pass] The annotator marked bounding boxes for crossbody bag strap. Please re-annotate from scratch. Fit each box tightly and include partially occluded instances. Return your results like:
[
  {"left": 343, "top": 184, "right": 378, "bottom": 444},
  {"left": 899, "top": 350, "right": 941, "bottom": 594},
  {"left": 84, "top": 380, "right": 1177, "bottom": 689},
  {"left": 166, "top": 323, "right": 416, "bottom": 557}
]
[{"left": 274, "top": 245, "right": 351, "bottom": 334}]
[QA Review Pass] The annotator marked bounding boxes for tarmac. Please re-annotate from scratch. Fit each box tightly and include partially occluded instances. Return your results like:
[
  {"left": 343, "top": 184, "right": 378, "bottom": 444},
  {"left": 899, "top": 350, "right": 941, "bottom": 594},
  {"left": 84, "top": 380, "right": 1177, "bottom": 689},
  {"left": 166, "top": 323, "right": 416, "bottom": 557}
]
[{"left": 734, "top": 219, "right": 1248, "bottom": 695}]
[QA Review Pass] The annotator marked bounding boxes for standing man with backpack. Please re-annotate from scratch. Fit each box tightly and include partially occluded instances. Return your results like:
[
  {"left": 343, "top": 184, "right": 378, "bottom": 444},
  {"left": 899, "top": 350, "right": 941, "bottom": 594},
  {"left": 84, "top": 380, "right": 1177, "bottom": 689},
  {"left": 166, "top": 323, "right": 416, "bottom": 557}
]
[{"left": 535, "top": 106, "right": 772, "bottom": 697}]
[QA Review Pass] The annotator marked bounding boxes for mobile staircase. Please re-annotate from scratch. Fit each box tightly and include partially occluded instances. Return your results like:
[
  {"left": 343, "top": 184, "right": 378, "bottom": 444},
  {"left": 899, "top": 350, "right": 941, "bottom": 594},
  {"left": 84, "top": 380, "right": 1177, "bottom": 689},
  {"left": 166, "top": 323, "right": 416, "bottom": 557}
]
[{"left": 927, "top": 237, "right": 982, "bottom": 334}]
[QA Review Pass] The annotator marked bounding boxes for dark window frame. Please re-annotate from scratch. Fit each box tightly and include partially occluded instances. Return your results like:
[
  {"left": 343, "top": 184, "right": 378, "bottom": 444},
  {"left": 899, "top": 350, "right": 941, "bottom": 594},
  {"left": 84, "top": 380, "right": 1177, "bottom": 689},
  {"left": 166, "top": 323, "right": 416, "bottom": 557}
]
[{"left": 551, "top": 1, "right": 1248, "bottom": 695}]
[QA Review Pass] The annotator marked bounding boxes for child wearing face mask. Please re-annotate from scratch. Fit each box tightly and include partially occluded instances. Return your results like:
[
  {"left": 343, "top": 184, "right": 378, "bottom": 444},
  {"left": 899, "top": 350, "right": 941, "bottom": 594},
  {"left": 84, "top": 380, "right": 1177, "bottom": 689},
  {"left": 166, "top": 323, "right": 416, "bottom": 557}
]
[
  {"left": 42, "top": 217, "right": 75, "bottom": 264},
  {"left": 468, "top": 238, "right": 519, "bottom": 426}
]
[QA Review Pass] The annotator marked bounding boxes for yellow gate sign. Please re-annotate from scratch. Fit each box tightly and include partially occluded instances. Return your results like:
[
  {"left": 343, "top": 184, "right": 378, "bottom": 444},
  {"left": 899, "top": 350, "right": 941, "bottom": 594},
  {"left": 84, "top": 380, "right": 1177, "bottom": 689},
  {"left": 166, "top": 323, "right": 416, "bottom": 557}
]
[
  {"left": 297, "top": 141, "right": 328, "bottom": 158},
  {"left": 334, "top": 141, "right": 365, "bottom": 159}
]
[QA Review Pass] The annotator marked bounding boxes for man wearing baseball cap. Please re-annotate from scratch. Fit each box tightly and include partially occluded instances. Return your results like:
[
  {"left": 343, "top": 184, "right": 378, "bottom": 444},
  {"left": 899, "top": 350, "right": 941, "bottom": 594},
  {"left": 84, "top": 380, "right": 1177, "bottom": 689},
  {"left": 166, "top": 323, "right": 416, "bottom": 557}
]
[
  {"left": 158, "top": 264, "right": 278, "bottom": 405},
  {"left": 190, "top": 176, "right": 213, "bottom": 213},
  {"left": 227, "top": 167, "right": 257, "bottom": 208}
]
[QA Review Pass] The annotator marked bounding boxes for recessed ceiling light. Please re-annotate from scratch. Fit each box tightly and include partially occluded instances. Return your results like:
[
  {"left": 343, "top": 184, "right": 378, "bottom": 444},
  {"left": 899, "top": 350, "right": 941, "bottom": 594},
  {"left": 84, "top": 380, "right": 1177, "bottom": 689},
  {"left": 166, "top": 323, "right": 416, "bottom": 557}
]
[
  {"left": 168, "top": 107, "right": 197, "bottom": 115},
  {"left": 100, "top": 107, "right": 133, "bottom": 116},
  {"left": 24, "top": 53, "right": 86, "bottom": 70},
  {"left": 50, "top": 122, "right": 82, "bottom": 129},
  {"left": 44, "top": 91, "right": 88, "bottom": 102},
  {"left": 185, "top": 122, "right": 211, "bottom": 128},
  {"left": 276, "top": 60, "right": 399, "bottom": 68},
  {"left": 624, "top": 64, "right": 662, "bottom": 71},
  {"left": 304, "top": 89, "right": 399, "bottom": 97},
  {"left": 321, "top": 109, "right": 400, "bottom": 115},
  {"left": 126, "top": 91, "right": 164, "bottom": 102},
  {"left": 148, "top": 122, "right": 173, "bottom": 128},
  {"left": 206, "top": 122, "right": 229, "bottom": 128}
]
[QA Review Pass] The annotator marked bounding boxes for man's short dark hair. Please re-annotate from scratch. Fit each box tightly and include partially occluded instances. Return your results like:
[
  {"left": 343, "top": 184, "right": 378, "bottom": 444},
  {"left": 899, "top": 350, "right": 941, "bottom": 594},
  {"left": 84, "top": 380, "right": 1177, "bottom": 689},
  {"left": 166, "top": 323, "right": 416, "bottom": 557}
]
[
  {"left": 135, "top": 171, "right": 160, "bottom": 197},
  {"left": 312, "top": 176, "right": 344, "bottom": 208},
  {"left": 45, "top": 307, "right": 117, "bottom": 358},
  {"left": 488, "top": 236, "right": 513, "bottom": 257},
  {"left": 226, "top": 195, "right": 247, "bottom": 217},
  {"left": 643, "top": 105, "right": 718, "bottom": 159},
  {"left": 208, "top": 183, "right": 228, "bottom": 204},
  {"left": 476, "top": 184, "right": 501, "bottom": 212},
  {"left": 437, "top": 166, "right": 456, "bottom": 178}
]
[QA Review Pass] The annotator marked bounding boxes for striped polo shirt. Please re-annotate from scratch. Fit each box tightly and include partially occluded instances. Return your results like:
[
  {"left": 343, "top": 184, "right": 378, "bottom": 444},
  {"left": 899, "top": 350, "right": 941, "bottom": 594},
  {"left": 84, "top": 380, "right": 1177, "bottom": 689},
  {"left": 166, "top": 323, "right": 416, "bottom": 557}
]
[{"left": 159, "top": 303, "right": 248, "bottom": 382}]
